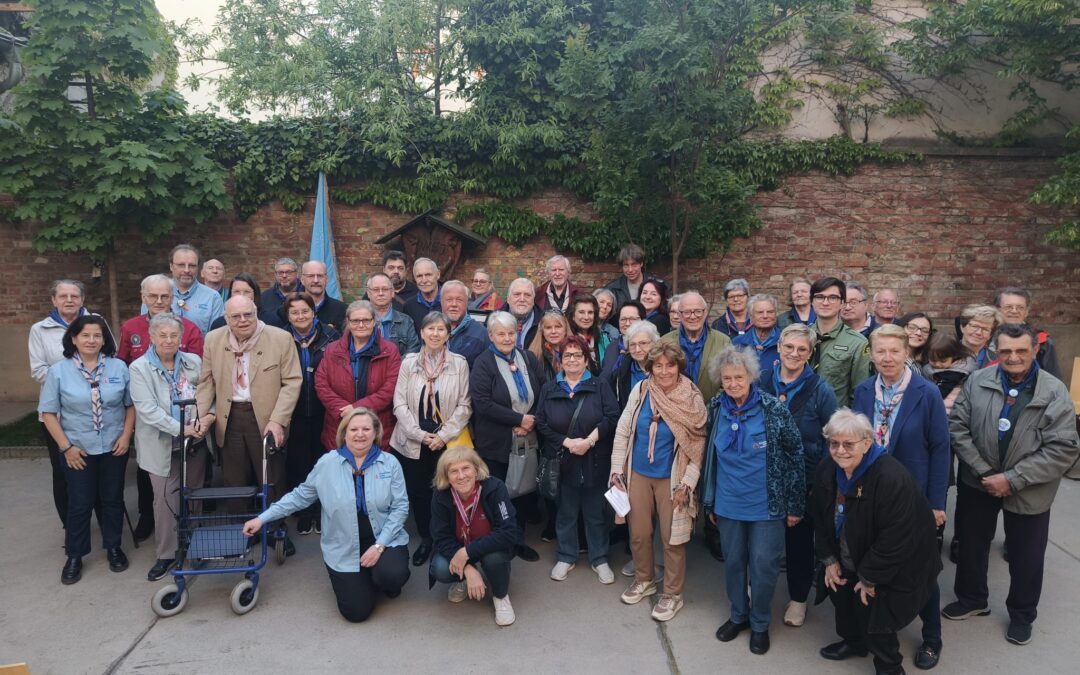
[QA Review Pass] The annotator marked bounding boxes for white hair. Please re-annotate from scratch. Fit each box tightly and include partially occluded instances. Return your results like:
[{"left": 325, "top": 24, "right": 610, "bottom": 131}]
[{"left": 141, "top": 274, "right": 174, "bottom": 293}]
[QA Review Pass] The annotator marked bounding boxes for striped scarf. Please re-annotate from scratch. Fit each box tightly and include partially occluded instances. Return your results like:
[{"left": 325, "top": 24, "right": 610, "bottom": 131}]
[{"left": 74, "top": 353, "right": 105, "bottom": 432}]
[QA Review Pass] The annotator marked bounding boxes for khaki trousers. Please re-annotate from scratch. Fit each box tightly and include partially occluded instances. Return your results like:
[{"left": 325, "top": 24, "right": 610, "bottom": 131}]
[{"left": 628, "top": 471, "right": 685, "bottom": 596}]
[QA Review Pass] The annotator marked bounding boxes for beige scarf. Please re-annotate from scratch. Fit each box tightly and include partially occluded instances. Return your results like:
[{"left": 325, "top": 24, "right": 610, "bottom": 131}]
[
  {"left": 642, "top": 375, "right": 707, "bottom": 472},
  {"left": 228, "top": 320, "right": 266, "bottom": 390}
]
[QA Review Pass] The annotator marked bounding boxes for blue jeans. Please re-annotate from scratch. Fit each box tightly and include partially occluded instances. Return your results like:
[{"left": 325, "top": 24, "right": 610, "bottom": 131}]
[
  {"left": 430, "top": 550, "right": 512, "bottom": 599},
  {"left": 63, "top": 451, "right": 128, "bottom": 558},
  {"left": 717, "top": 516, "right": 785, "bottom": 632},
  {"left": 556, "top": 483, "right": 609, "bottom": 566}
]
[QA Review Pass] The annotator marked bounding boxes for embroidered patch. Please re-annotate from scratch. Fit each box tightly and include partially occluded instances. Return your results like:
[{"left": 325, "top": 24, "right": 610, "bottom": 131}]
[
  {"left": 378, "top": 471, "right": 391, "bottom": 479},
  {"left": 131, "top": 334, "right": 142, "bottom": 346}
]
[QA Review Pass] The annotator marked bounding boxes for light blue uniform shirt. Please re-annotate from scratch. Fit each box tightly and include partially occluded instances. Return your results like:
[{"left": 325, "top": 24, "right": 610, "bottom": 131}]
[
  {"left": 141, "top": 280, "right": 223, "bottom": 335},
  {"left": 712, "top": 403, "right": 777, "bottom": 521},
  {"left": 38, "top": 357, "right": 132, "bottom": 455}
]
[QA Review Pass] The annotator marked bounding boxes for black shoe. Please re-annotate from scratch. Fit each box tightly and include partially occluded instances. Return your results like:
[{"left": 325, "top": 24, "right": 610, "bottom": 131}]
[
  {"left": 949, "top": 539, "right": 959, "bottom": 564},
  {"left": 820, "top": 640, "right": 869, "bottom": 660},
  {"left": 107, "top": 547, "right": 129, "bottom": 573},
  {"left": 941, "top": 601, "right": 990, "bottom": 621},
  {"left": 1006, "top": 621, "right": 1032, "bottom": 645},
  {"left": 914, "top": 642, "right": 941, "bottom": 669},
  {"left": 283, "top": 536, "right": 296, "bottom": 557},
  {"left": 313, "top": 518, "right": 321, "bottom": 535},
  {"left": 412, "top": 539, "right": 433, "bottom": 567},
  {"left": 749, "top": 630, "right": 770, "bottom": 655},
  {"left": 133, "top": 516, "right": 154, "bottom": 542},
  {"left": 61, "top": 557, "right": 82, "bottom": 585},
  {"left": 515, "top": 544, "right": 540, "bottom": 562},
  {"left": 147, "top": 558, "right": 176, "bottom": 582},
  {"left": 296, "top": 518, "right": 314, "bottom": 536},
  {"left": 715, "top": 620, "right": 750, "bottom": 642},
  {"left": 540, "top": 528, "right": 555, "bottom": 543}
]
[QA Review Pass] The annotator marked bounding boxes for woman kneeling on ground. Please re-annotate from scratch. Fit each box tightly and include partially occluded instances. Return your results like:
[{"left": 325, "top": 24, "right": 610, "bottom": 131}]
[{"left": 243, "top": 408, "right": 410, "bottom": 623}]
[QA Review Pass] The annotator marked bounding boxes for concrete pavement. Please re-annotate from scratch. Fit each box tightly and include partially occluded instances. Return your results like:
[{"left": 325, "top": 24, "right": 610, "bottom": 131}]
[{"left": 2, "top": 456, "right": 1079, "bottom": 675}]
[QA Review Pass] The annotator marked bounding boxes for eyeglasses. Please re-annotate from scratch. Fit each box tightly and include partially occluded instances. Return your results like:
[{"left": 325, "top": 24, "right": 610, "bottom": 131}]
[
  {"left": 999, "top": 304, "right": 1026, "bottom": 313},
  {"left": 471, "top": 278, "right": 489, "bottom": 284},
  {"left": 875, "top": 300, "right": 899, "bottom": 307},
  {"left": 726, "top": 292, "right": 748, "bottom": 300},
  {"left": 619, "top": 316, "right": 641, "bottom": 324},
  {"left": 144, "top": 294, "right": 172, "bottom": 302},
  {"left": 813, "top": 294, "right": 843, "bottom": 303},
  {"left": 828, "top": 440, "right": 865, "bottom": 451},
  {"left": 287, "top": 309, "right": 313, "bottom": 318},
  {"left": 275, "top": 269, "right": 297, "bottom": 277},
  {"left": 627, "top": 340, "right": 652, "bottom": 350},
  {"left": 780, "top": 344, "right": 811, "bottom": 355},
  {"left": 904, "top": 325, "right": 931, "bottom": 336},
  {"left": 562, "top": 352, "right": 585, "bottom": 360},
  {"left": 965, "top": 323, "right": 992, "bottom": 334},
  {"left": 227, "top": 312, "right": 255, "bottom": 321},
  {"left": 348, "top": 318, "right": 375, "bottom": 326},
  {"left": 679, "top": 308, "right": 706, "bottom": 318},
  {"left": 842, "top": 298, "right": 866, "bottom": 307}
]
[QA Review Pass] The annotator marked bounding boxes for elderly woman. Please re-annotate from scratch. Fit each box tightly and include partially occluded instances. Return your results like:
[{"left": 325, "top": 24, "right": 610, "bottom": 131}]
[
  {"left": 957, "top": 304, "right": 1003, "bottom": 369},
  {"left": 593, "top": 288, "right": 622, "bottom": 342},
  {"left": 129, "top": 313, "right": 207, "bottom": 581},
  {"left": 611, "top": 341, "right": 707, "bottom": 622},
  {"left": 732, "top": 294, "right": 781, "bottom": 382},
  {"left": 468, "top": 268, "right": 501, "bottom": 312},
  {"left": 429, "top": 446, "right": 523, "bottom": 626},
  {"left": 668, "top": 294, "right": 683, "bottom": 332},
  {"left": 896, "top": 312, "right": 934, "bottom": 366},
  {"left": 568, "top": 294, "right": 612, "bottom": 374},
  {"left": 759, "top": 323, "right": 838, "bottom": 627},
  {"left": 599, "top": 301, "right": 645, "bottom": 379},
  {"left": 528, "top": 310, "right": 571, "bottom": 382},
  {"left": 208, "top": 273, "right": 278, "bottom": 330},
  {"left": 392, "top": 312, "right": 472, "bottom": 567},
  {"left": 703, "top": 346, "right": 804, "bottom": 655},
  {"left": 536, "top": 335, "right": 620, "bottom": 583},
  {"left": 778, "top": 278, "right": 815, "bottom": 328},
  {"left": 853, "top": 324, "right": 950, "bottom": 670},
  {"left": 814, "top": 410, "right": 941, "bottom": 675},
  {"left": 40, "top": 315, "right": 135, "bottom": 584},
  {"left": 243, "top": 408, "right": 410, "bottom": 623},
  {"left": 283, "top": 292, "right": 340, "bottom": 535},
  {"left": 606, "top": 315, "right": 658, "bottom": 411},
  {"left": 712, "top": 279, "right": 752, "bottom": 337},
  {"left": 639, "top": 279, "right": 671, "bottom": 336},
  {"left": 470, "top": 311, "right": 545, "bottom": 561}
]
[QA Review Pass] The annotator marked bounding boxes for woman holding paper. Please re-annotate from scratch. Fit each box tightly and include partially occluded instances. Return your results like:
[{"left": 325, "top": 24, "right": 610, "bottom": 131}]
[{"left": 610, "top": 341, "right": 707, "bottom": 623}]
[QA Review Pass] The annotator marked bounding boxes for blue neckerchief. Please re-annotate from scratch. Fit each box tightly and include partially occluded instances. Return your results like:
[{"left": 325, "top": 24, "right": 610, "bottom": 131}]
[
  {"left": 377, "top": 308, "right": 394, "bottom": 339},
  {"left": 451, "top": 313, "right": 473, "bottom": 338},
  {"left": 678, "top": 325, "right": 708, "bottom": 382},
  {"left": 725, "top": 309, "right": 751, "bottom": 335},
  {"left": 771, "top": 363, "right": 813, "bottom": 408},
  {"left": 349, "top": 331, "right": 379, "bottom": 381},
  {"left": 646, "top": 309, "right": 660, "bottom": 320},
  {"left": 290, "top": 320, "right": 321, "bottom": 380},
  {"left": 629, "top": 360, "right": 648, "bottom": 389},
  {"left": 417, "top": 290, "right": 441, "bottom": 310},
  {"left": 613, "top": 337, "right": 627, "bottom": 372},
  {"left": 835, "top": 442, "right": 887, "bottom": 537},
  {"left": 146, "top": 347, "right": 187, "bottom": 421},
  {"left": 717, "top": 385, "right": 762, "bottom": 455},
  {"left": 48, "top": 307, "right": 86, "bottom": 328},
  {"left": 337, "top": 445, "right": 382, "bottom": 515},
  {"left": 488, "top": 343, "right": 530, "bottom": 403},
  {"left": 793, "top": 306, "right": 817, "bottom": 325},
  {"left": 314, "top": 295, "right": 327, "bottom": 313},
  {"left": 997, "top": 361, "right": 1039, "bottom": 440},
  {"left": 975, "top": 347, "right": 989, "bottom": 369},
  {"left": 749, "top": 326, "right": 780, "bottom": 351},
  {"left": 556, "top": 369, "right": 592, "bottom": 395}
]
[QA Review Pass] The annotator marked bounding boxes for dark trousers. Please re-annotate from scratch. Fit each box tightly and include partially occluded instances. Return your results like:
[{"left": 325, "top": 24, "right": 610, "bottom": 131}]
[
  {"left": 830, "top": 570, "right": 904, "bottom": 675},
  {"left": 784, "top": 512, "right": 815, "bottom": 603},
  {"left": 222, "top": 403, "right": 285, "bottom": 513},
  {"left": 285, "top": 414, "right": 324, "bottom": 520},
  {"left": 43, "top": 422, "right": 101, "bottom": 528},
  {"left": 137, "top": 467, "right": 154, "bottom": 519},
  {"left": 63, "top": 452, "right": 128, "bottom": 558},
  {"left": 920, "top": 580, "right": 942, "bottom": 645},
  {"left": 431, "top": 550, "right": 513, "bottom": 599},
  {"left": 397, "top": 445, "right": 437, "bottom": 539},
  {"left": 487, "top": 459, "right": 533, "bottom": 542},
  {"left": 954, "top": 480, "right": 1050, "bottom": 625},
  {"left": 325, "top": 547, "right": 410, "bottom": 623}
]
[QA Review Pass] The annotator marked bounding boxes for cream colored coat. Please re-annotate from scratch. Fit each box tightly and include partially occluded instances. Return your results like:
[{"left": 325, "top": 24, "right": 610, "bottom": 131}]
[{"left": 390, "top": 350, "right": 472, "bottom": 459}]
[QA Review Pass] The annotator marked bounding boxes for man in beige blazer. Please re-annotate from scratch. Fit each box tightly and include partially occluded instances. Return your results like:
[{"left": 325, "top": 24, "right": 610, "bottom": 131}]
[{"left": 196, "top": 296, "right": 302, "bottom": 517}]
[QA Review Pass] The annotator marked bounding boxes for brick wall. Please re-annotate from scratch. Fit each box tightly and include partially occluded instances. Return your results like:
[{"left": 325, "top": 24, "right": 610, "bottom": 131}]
[{"left": 3, "top": 154, "right": 1079, "bottom": 328}]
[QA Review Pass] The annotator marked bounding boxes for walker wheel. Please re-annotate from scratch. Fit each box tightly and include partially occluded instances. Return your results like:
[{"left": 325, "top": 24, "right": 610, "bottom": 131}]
[
  {"left": 274, "top": 538, "right": 286, "bottom": 565},
  {"left": 230, "top": 578, "right": 259, "bottom": 615},
  {"left": 151, "top": 584, "right": 188, "bottom": 617}
]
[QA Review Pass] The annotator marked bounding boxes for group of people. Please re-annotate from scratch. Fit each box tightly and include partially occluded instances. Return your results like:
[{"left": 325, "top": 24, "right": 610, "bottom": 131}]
[{"left": 29, "top": 242, "right": 1079, "bottom": 673}]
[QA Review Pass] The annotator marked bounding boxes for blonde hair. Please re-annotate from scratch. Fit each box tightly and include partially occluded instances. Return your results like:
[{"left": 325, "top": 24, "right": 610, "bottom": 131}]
[
  {"left": 529, "top": 311, "right": 570, "bottom": 361},
  {"left": 868, "top": 323, "right": 909, "bottom": 349},
  {"left": 335, "top": 408, "right": 383, "bottom": 448},
  {"left": 432, "top": 446, "right": 491, "bottom": 490}
]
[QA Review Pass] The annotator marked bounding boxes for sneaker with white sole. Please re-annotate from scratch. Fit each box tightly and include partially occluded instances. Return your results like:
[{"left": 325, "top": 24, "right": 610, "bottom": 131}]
[
  {"left": 783, "top": 600, "right": 807, "bottom": 627},
  {"left": 620, "top": 580, "right": 657, "bottom": 605},
  {"left": 551, "top": 561, "right": 575, "bottom": 581},
  {"left": 493, "top": 595, "right": 516, "bottom": 626},
  {"left": 621, "top": 560, "right": 635, "bottom": 577},
  {"left": 592, "top": 563, "right": 615, "bottom": 584},
  {"left": 651, "top": 593, "right": 684, "bottom": 622},
  {"left": 447, "top": 581, "right": 468, "bottom": 603}
]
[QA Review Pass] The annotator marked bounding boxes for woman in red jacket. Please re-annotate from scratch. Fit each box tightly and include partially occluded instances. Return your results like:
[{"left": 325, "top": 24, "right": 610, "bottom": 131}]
[{"left": 316, "top": 300, "right": 402, "bottom": 452}]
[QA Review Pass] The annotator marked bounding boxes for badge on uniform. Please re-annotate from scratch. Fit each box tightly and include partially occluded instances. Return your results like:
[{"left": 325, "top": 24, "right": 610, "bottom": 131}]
[
  {"left": 131, "top": 334, "right": 142, "bottom": 346},
  {"left": 998, "top": 418, "right": 1011, "bottom": 432},
  {"left": 731, "top": 423, "right": 739, "bottom": 432},
  {"left": 778, "top": 394, "right": 787, "bottom": 403}
]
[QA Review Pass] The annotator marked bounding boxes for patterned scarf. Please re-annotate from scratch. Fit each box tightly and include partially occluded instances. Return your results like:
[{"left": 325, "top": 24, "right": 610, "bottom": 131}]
[
  {"left": 835, "top": 442, "right": 887, "bottom": 537},
  {"left": 290, "top": 319, "right": 321, "bottom": 381},
  {"left": 546, "top": 284, "right": 570, "bottom": 313},
  {"left": 873, "top": 368, "right": 912, "bottom": 448},
  {"left": 146, "top": 346, "right": 194, "bottom": 422},
  {"left": 997, "top": 361, "right": 1040, "bottom": 441},
  {"left": 421, "top": 347, "right": 448, "bottom": 414},
  {"left": 678, "top": 325, "right": 708, "bottom": 383},
  {"left": 349, "top": 331, "right": 380, "bottom": 400},
  {"left": 717, "top": 386, "right": 762, "bottom": 456},
  {"left": 337, "top": 445, "right": 382, "bottom": 515},
  {"left": 724, "top": 308, "right": 751, "bottom": 335},
  {"left": 73, "top": 353, "right": 105, "bottom": 432},
  {"left": 489, "top": 343, "right": 530, "bottom": 403},
  {"left": 228, "top": 321, "right": 266, "bottom": 392},
  {"left": 451, "top": 483, "right": 483, "bottom": 546},
  {"left": 642, "top": 375, "right": 707, "bottom": 467}
]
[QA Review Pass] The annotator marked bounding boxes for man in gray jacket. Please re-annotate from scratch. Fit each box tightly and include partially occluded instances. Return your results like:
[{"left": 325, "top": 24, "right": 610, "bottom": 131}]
[{"left": 943, "top": 324, "right": 1080, "bottom": 646}]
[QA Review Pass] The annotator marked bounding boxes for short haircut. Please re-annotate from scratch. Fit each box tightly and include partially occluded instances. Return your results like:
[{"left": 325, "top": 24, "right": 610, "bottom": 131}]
[
  {"left": 335, "top": 407, "right": 383, "bottom": 447},
  {"left": 140, "top": 274, "right": 173, "bottom": 294},
  {"left": 780, "top": 323, "right": 817, "bottom": 350},
  {"left": 230, "top": 273, "right": 263, "bottom": 309},
  {"left": 545, "top": 255, "right": 572, "bottom": 276},
  {"left": 50, "top": 279, "right": 86, "bottom": 299},
  {"left": 644, "top": 340, "right": 687, "bottom": 374},
  {"left": 822, "top": 408, "right": 874, "bottom": 440},
  {"left": 382, "top": 250, "right": 407, "bottom": 266},
  {"left": 993, "top": 322, "right": 1038, "bottom": 349},
  {"left": 561, "top": 334, "right": 592, "bottom": 357},
  {"left": 486, "top": 310, "right": 518, "bottom": 335},
  {"left": 925, "top": 332, "right": 971, "bottom": 364},
  {"left": 845, "top": 281, "right": 868, "bottom": 301},
  {"left": 420, "top": 311, "right": 452, "bottom": 332},
  {"left": 723, "top": 278, "right": 750, "bottom": 299},
  {"left": 413, "top": 257, "right": 439, "bottom": 275},
  {"left": 148, "top": 312, "right": 183, "bottom": 336},
  {"left": 709, "top": 345, "right": 761, "bottom": 384},
  {"left": 366, "top": 272, "right": 392, "bottom": 287},
  {"left": 508, "top": 277, "right": 535, "bottom": 295},
  {"left": 617, "top": 300, "right": 647, "bottom": 322},
  {"left": 169, "top": 244, "right": 200, "bottom": 266},
  {"left": 872, "top": 288, "right": 898, "bottom": 303},
  {"left": 748, "top": 293, "right": 778, "bottom": 313},
  {"left": 959, "top": 304, "right": 1003, "bottom": 329},
  {"left": 62, "top": 315, "right": 117, "bottom": 358},
  {"left": 868, "top": 323, "right": 909, "bottom": 349},
  {"left": 624, "top": 320, "right": 660, "bottom": 343},
  {"left": 993, "top": 286, "right": 1032, "bottom": 308},
  {"left": 592, "top": 288, "right": 616, "bottom": 304},
  {"left": 433, "top": 446, "right": 491, "bottom": 491},
  {"left": 346, "top": 299, "right": 376, "bottom": 319},
  {"left": 283, "top": 291, "right": 316, "bottom": 315},
  {"left": 810, "top": 276, "right": 846, "bottom": 302},
  {"left": 617, "top": 243, "right": 645, "bottom": 265},
  {"left": 274, "top": 257, "right": 298, "bottom": 270},
  {"left": 441, "top": 280, "right": 468, "bottom": 297},
  {"left": 679, "top": 291, "right": 708, "bottom": 310}
]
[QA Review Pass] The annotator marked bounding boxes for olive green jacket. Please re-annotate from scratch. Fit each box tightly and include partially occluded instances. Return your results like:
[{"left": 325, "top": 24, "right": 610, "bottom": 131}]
[
  {"left": 811, "top": 320, "right": 871, "bottom": 406},
  {"left": 661, "top": 328, "right": 731, "bottom": 403}
]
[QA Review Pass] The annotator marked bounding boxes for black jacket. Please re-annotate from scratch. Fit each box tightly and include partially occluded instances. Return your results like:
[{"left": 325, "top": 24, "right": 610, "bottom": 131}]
[
  {"left": 314, "top": 297, "right": 348, "bottom": 335},
  {"left": 500, "top": 302, "right": 542, "bottom": 350},
  {"left": 470, "top": 349, "right": 544, "bottom": 465},
  {"left": 402, "top": 290, "right": 442, "bottom": 338},
  {"left": 429, "top": 477, "right": 521, "bottom": 577},
  {"left": 535, "top": 376, "right": 619, "bottom": 489},
  {"left": 291, "top": 323, "right": 340, "bottom": 419},
  {"left": 813, "top": 454, "right": 942, "bottom": 634}
]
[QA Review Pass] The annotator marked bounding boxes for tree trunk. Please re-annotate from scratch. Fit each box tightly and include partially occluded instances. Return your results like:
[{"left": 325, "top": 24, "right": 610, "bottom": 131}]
[
  {"left": 106, "top": 242, "right": 120, "bottom": 331},
  {"left": 669, "top": 205, "right": 680, "bottom": 293}
]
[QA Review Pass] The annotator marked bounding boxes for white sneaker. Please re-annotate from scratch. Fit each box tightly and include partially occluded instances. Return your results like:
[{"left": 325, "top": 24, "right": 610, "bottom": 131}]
[
  {"left": 493, "top": 594, "right": 516, "bottom": 626},
  {"left": 784, "top": 600, "right": 807, "bottom": 627},
  {"left": 592, "top": 563, "right": 615, "bottom": 584},
  {"left": 447, "top": 581, "right": 467, "bottom": 603},
  {"left": 621, "top": 560, "right": 635, "bottom": 577},
  {"left": 550, "top": 561, "right": 575, "bottom": 581}
]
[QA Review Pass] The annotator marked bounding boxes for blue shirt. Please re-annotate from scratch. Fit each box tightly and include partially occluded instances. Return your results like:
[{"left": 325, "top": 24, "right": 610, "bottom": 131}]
[
  {"left": 141, "top": 280, "right": 224, "bottom": 335},
  {"left": 712, "top": 402, "right": 777, "bottom": 521},
  {"left": 732, "top": 329, "right": 780, "bottom": 385},
  {"left": 632, "top": 393, "right": 675, "bottom": 479},
  {"left": 38, "top": 357, "right": 133, "bottom": 456}
]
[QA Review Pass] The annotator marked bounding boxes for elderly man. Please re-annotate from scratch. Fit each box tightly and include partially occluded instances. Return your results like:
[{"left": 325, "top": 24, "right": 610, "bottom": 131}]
[
  {"left": 366, "top": 272, "right": 420, "bottom": 356},
  {"left": 261, "top": 257, "right": 303, "bottom": 321},
  {"left": 535, "top": 255, "right": 578, "bottom": 313},
  {"left": 300, "top": 260, "right": 347, "bottom": 333},
  {"left": 604, "top": 243, "right": 662, "bottom": 308},
  {"left": 402, "top": 257, "right": 442, "bottom": 334},
  {"left": 992, "top": 287, "right": 1061, "bottom": 379},
  {"left": 944, "top": 324, "right": 1079, "bottom": 646},
  {"left": 732, "top": 294, "right": 781, "bottom": 382},
  {"left": 872, "top": 288, "right": 901, "bottom": 326},
  {"left": 660, "top": 291, "right": 729, "bottom": 402},
  {"left": 200, "top": 259, "right": 228, "bottom": 303},
  {"left": 443, "top": 280, "right": 489, "bottom": 366},
  {"left": 382, "top": 250, "right": 417, "bottom": 308},
  {"left": 145, "top": 245, "right": 224, "bottom": 335},
  {"left": 502, "top": 278, "right": 542, "bottom": 349},
  {"left": 196, "top": 296, "right": 302, "bottom": 548},
  {"left": 810, "top": 277, "right": 871, "bottom": 406},
  {"left": 840, "top": 282, "right": 877, "bottom": 338}
]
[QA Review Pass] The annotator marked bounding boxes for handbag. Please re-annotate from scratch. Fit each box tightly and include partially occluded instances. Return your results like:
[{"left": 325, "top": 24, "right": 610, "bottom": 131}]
[
  {"left": 537, "top": 398, "right": 584, "bottom": 501},
  {"left": 505, "top": 433, "right": 539, "bottom": 499},
  {"left": 435, "top": 404, "right": 474, "bottom": 450}
]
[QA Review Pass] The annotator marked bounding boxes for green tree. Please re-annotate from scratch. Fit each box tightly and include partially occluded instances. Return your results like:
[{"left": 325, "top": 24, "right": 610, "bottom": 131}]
[{"left": 0, "top": 0, "right": 228, "bottom": 326}]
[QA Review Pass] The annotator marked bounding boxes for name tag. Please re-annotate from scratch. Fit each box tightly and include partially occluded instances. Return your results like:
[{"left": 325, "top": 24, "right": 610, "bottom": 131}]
[
  {"left": 106, "top": 377, "right": 122, "bottom": 385},
  {"left": 832, "top": 345, "right": 849, "bottom": 352},
  {"left": 197, "top": 303, "right": 209, "bottom": 310},
  {"left": 378, "top": 471, "right": 391, "bottom": 480},
  {"left": 752, "top": 440, "right": 768, "bottom": 450}
]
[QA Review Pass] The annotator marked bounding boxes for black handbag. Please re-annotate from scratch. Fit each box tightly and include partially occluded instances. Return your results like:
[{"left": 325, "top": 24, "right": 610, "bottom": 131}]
[{"left": 537, "top": 398, "right": 584, "bottom": 501}]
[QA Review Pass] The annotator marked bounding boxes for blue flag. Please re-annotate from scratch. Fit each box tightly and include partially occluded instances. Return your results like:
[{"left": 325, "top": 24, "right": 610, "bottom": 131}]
[{"left": 310, "top": 172, "right": 342, "bottom": 300}]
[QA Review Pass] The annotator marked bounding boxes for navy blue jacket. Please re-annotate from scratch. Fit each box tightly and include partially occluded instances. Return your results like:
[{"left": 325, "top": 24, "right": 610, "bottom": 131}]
[
  {"left": 469, "top": 349, "right": 544, "bottom": 465},
  {"left": 430, "top": 477, "right": 520, "bottom": 566},
  {"left": 402, "top": 289, "right": 442, "bottom": 337},
  {"left": 760, "top": 370, "right": 838, "bottom": 480},
  {"left": 852, "top": 374, "right": 950, "bottom": 510},
  {"left": 535, "top": 376, "right": 619, "bottom": 489},
  {"left": 448, "top": 319, "right": 490, "bottom": 368}
]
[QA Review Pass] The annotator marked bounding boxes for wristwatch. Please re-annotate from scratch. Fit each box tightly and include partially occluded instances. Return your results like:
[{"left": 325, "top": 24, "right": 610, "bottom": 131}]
[{"left": 375, "top": 544, "right": 385, "bottom": 554}]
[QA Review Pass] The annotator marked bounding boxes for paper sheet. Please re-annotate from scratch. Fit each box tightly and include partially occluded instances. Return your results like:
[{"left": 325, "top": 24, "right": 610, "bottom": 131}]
[{"left": 605, "top": 486, "right": 631, "bottom": 517}]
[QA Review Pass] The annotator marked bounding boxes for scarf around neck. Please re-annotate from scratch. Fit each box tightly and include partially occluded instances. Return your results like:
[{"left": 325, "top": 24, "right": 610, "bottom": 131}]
[
  {"left": 49, "top": 307, "right": 86, "bottom": 329},
  {"left": 724, "top": 309, "right": 751, "bottom": 335},
  {"left": 290, "top": 320, "right": 321, "bottom": 380},
  {"left": 717, "top": 386, "right": 762, "bottom": 456},
  {"left": 489, "top": 343, "right": 530, "bottom": 404},
  {"left": 337, "top": 445, "right": 382, "bottom": 515},
  {"left": 421, "top": 347, "right": 448, "bottom": 414},
  {"left": 835, "top": 442, "right": 887, "bottom": 537},
  {"left": 873, "top": 368, "right": 912, "bottom": 448},
  {"left": 679, "top": 325, "right": 708, "bottom": 382},
  {"left": 228, "top": 321, "right": 266, "bottom": 391},
  {"left": 997, "top": 361, "right": 1040, "bottom": 440},
  {"left": 146, "top": 347, "right": 193, "bottom": 422},
  {"left": 771, "top": 362, "right": 813, "bottom": 408},
  {"left": 557, "top": 369, "right": 591, "bottom": 397},
  {"left": 641, "top": 375, "right": 707, "bottom": 468},
  {"left": 349, "top": 331, "right": 380, "bottom": 400},
  {"left": 468, "top": 290, "right": 494, "bottom": 311},
  {"left": 73, "top": 352, "right": 106, "bottom": 432},
  {"left": 417, "top": 290, "right": 441, "bottom": 310}
]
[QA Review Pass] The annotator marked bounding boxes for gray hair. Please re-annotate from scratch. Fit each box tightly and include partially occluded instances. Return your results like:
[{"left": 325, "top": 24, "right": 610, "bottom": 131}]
[
  {"left": 441, "top": 280, "right": 468, "bottom": 297},
  {"left": 346, "top": 300, "right": 376, "bottom": 319},
  {"left": 723, "top": 278, "right": 751, "bottom": 299},
  {"left": 413, "top": 257, "right": 439, "bottom": 276},
  {"left": 708, "top": 345, "right": 761, "bottom": 384},
  {"left": 846, "top": 281, "right": 868, "bottom": 301},
  {"left": 140, "top": 274, "right": 174, "bottom": 294},
  {"left": 748, "top": 293, "right": 778, "bottom": 313},
  {"left": 545, "top": 255, "right": 571, "bottom": 276},
  {"left": 679, "top": 290, "right": 708, "bottom": 310},
  {"left": 780, "top": 323, "right": 817, "bottom": 349},
  {"left": 669, "top": 293, "right": 683, "bottom": 309},
  {"left": 148, "top": 312, "right": 183, "bottom": 336},
  {"left": 822, "top": 408, "right": 874, "bottom": 441},
  {"left": 624, "top": 320, "right": 660, "bottom": 343},
  {"left": 508, "top": 277, "right": 535, "bottom": 295},
  {"left": 592, "top": 288, "right": 615, "bottom": 303},
  {"left": 274, "top": 257, "right": 298, "bottom": 271},
  {"left": 169, "top": 244, "right": 200, "bottom": 266},
  {"left": 486, "top": 311, "right": 519, "bottom": 335},
  {"left": 50, "top": 279, "right": 86, "bottom": 299}
]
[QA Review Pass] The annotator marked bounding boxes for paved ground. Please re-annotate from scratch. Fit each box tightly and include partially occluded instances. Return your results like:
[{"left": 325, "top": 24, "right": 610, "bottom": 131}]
[{"left": 2, "top": 457, "right": 1080, "bottom": 675}]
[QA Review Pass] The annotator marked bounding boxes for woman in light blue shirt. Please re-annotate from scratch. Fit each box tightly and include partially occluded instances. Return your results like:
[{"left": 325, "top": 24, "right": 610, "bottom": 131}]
[
  {"left": 243, "top": 408, "right": 410, "bottom": 623},
  {"left": 40, "top": 315, "right": 134, "bottom": 585}
]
